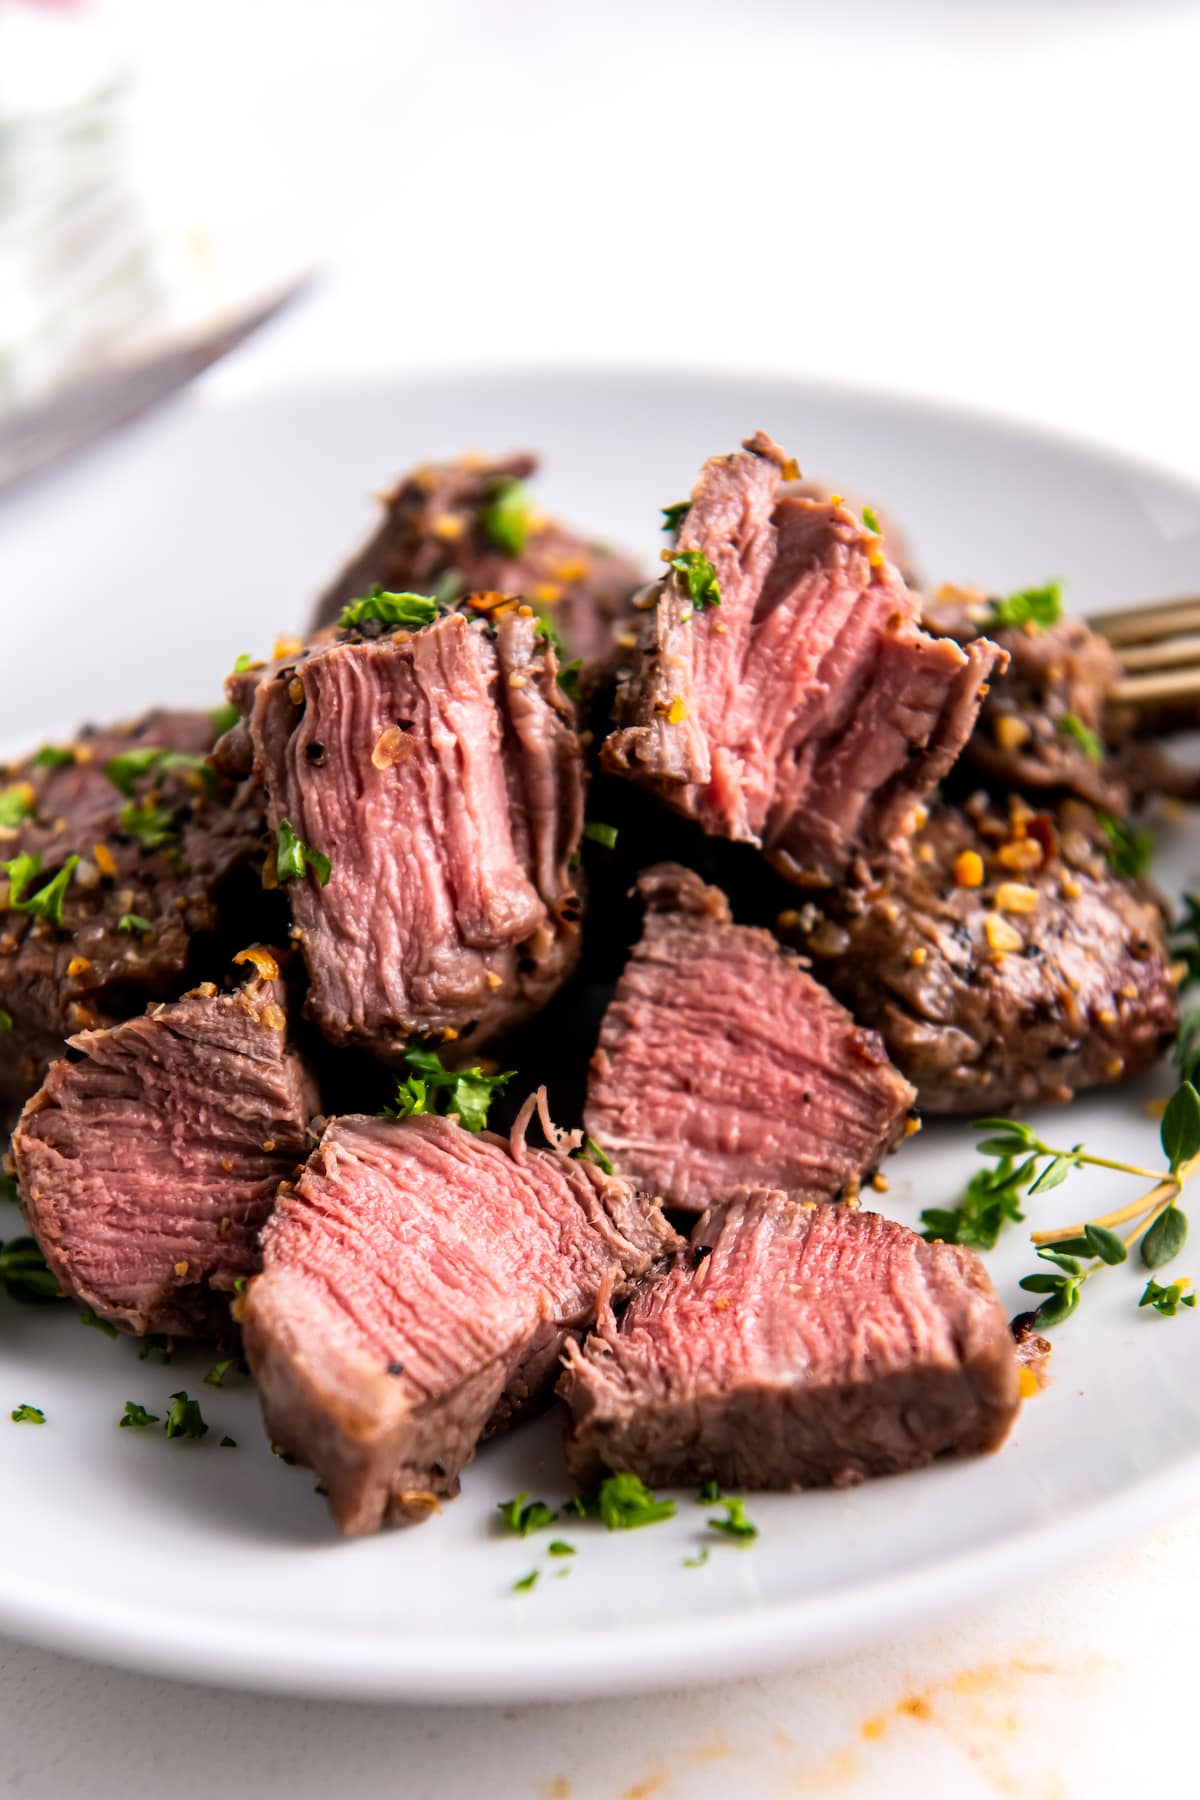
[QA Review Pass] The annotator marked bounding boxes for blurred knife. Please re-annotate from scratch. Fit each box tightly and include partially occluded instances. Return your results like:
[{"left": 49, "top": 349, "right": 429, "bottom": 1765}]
[{"left": 0, "top": 275, "right": 311, "bottom": 498}]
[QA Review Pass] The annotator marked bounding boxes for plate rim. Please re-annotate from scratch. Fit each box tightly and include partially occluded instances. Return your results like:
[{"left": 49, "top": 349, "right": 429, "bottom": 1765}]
[{"left": 5, "top": 362, "right": 1200, "bottom": 1701}]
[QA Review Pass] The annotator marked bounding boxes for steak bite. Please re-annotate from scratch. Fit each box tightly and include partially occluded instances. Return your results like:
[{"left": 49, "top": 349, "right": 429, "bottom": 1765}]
[
  {"left": 781, "top": 800, "right": 1177, "bottom": 1115},
  {"left": 240, "top": 1097, "right": 681, "bottom": 1533},
  {"left": 602, "top": 432, "right": 1005, "bottom": 883},
  {"left": 309, "top": 452, "right": 643, "bottom": 663},
  {"left": 561, "top": 1192, "right": 1021, "bottom": 1493},
  {"left": 12, "top": 954, "right": 315, "bottom": 1338},
  {"left": 584, "top": 864, "right": 915, "bottom": 1211},
  {"left": 0, "top": 710, "right": 267, "bottom": 1129},
  {"left": 924, "top": 585, "right": 1126, "bottom": 809},
  {"left": 244, "top": 605, "right": 584, "bottom": 1061}
]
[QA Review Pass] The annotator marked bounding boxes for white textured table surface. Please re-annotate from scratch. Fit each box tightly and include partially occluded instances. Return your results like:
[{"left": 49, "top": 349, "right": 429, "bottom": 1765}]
[{"left": 5, "top": 3, "right": 1200, "bottom": 1794}]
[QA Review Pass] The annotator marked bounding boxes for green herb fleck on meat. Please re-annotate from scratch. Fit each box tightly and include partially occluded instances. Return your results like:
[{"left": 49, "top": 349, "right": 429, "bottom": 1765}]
[
  {"left": 667, "top": 549, "right": 721, "bottom": 610},
  {"left": 276, "top": 819, "right": 332, "bottom": 887},
  {"left": 0, "top": 784, "right": 34, "bottom": 830},
  {"left": 1057, "top": 712, "right": 1104, "bottom": 763},
  {"left": 481, "top": 479, "right": 531, "bottom": 557},
  {"left": 497, "top": 1492, "right": 559, "bottom": 1536},
  {"left": 338, "top": 586, "right": 440, "bottom": 632},
  {"left": 985, "top": 580, "right": 1063, "bottom": 631}
]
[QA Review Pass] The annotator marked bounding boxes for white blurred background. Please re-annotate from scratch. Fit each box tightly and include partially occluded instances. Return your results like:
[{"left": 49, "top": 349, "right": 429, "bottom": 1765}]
[{"left": 3, "top": 0, "right": 1200, "bottom": 474}]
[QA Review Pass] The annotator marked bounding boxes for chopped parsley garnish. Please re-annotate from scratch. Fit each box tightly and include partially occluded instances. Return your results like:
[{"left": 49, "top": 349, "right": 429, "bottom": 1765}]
[
  {"left": 233, "top": 653, "right": 255, "bottom": 673},
  {"left": 80, "top": 1306, "right": 118, "bottom": 1339},
  {"left": 576, "top": 1136, "right": 614, "bottom": 1177},
  {"left": 512, "top": 1569, "right": 540, "bottom": 1593},
  {"left": 0, "top": 1235, "right": 60, "bottom": 1303},
  {"left": 682, "top": 1545, "right": 710, "bottom": 1569},
  {"left": 385, "top": 1045, "right": 515, "bottom": 1133},
  {"left": 120, "top": 800, "right": 179, "bottom": 851},
  {"left": 117, "top": 913, "right": 154, "bottom": 935},
  {"left": 547, "top": 1540, "right": 575, "bottom": 1557},
  {"left": 533, "top": 615, "right": 564, "bottom": 657},
  {"left": 203, "top": 1357, "right": 237, "bottom": 1388},
  {"left": 862, "top": 505, "right": 881, "bottom": 535},
  {"left": 119, "top": 1401, "right": 160, "bottom": 1428},
  {"left": 276, "top": 819, "right": 332, "bottom": 887},
  {"left": 985, "top": 580, "right": 1063, "bottom": 631},
  {"left": 667, "top": 549, "right": 721, "bottom": 610},
  {"left": 0, "top": 1008, "right": 11, "bottom": 1032},
  {"left": 1139, "top": 1277, "right": 1197, "bottom": 1317},
  {"left": 33, "top": 745, "right": 75, "bottom": 768},
  {"left": 481, "top": 479, "right": 531, "bottom": 557},
  {"left": 210, "top": 702, "right": 240, "bottom": 736},
  {"left": 220, "top": 1435, "right": 237, "bottom": 1447},
  {"left": 163, "top": 1391, "right": 208, "bottom": 1440},
  {"left": 1097, "top": 810, "right": 1153, "bottom": 879},
  {"left": 707, "top": 1497, "right": 758, "bottom": 1543},
  {"left": 573, "top": 1472, "right": 676, "bottom": 1531},
  {"left": 1057, "top": 712, "right": 1104, "bottom": 763},
  {"left": 105, "top": 747, "right": 213, "bottom": 798},
  {"left": 10, "top": 1403, "right": 44, "bottom": 1424},
  {"left": 557, "top": 659, "right": 582, "bottom": 702},
  {"left": 338, "top": 586, "right": 440, "bottom": 632},
  {"left": 497, "top": 1492, "right": 559, "bottom": 1536},
  {"left": 582, "top": 820, "right": 618, "bottom": 850},
  {"left": 661, "top": 500, "right": 690, "bottom": 534},
  {"left": 0, "top": 784, "right": 34, "bottom": 830},
  {"left": 696, "top": 1479, "right": 721, "bottom": 1504},
  {"left": 920, "top": 1155, "right": 1026, "bottom": 1250},
  {"left": 3, "top": 852, "right": 79, "bottom": 925}
]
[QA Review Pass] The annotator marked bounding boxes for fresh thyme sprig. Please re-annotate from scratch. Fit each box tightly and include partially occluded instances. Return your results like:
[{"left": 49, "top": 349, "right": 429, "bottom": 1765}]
[{"left": 936, "top": 1091, "right": 1200, "bottom": 1328}]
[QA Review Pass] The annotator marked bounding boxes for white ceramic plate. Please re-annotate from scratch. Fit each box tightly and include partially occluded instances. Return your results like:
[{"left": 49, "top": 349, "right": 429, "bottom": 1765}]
[{"left": 4, "top": 369, "right": 1200, "bottom": 1703}]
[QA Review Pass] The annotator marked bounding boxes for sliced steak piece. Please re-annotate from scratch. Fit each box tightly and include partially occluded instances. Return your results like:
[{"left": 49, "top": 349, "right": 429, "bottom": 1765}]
[
  {"left": 602, "top": 432, "right": 1005, "bottom": 883},
  {"left": 309, "top": 452, "right": 643, "bottom": 663},
  {"left": 561, "top": 1192, "right": 1020, "bottom": 1492},
  {"left": 243, "top": 606, "right": 584, "bottom": 1060},
  {"left": 240, "top": 1096, "right": 681, "bottom": 1533},
  {"left": 0, "top": 711, "right": 268, "bottom": 1130},
  {"left": 584, "top": 864, "right": 915, "bottom": 1211},
  {"left": 12, "top": 954, "right": 315, "bottom": 1338},
  {"left": 781, "top": 800, "right": 1177, "bottom": 1114},
  {"left": 924, "top": 585, "right": 1127, "bottom": 809}
]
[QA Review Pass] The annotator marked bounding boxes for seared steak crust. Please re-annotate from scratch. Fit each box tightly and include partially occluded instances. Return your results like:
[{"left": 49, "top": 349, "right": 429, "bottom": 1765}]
[
  {"left": 0, "top": 710, "right": 267, "bottom": 1128},
  {"left": 561, "top": 1193, "right": 1020, "bottom": 1492},
  {"left": 584, "top": 864, "right": 914, "bottom": 1210},
  {"left": 241, "top": 1098, "right": 681, "bottom": 1533},
  {"left": 782, "top": 802, "right": 1177, "bottom": 1114},
  {"left": 309, "top": 452, "right": 643, "bottom": 663},
  {"left": 603, "top": 432, "right": 1005, "bottom": 882},
  {"left": 13, "top": 961, "right": 315, "bottom": 1337}
]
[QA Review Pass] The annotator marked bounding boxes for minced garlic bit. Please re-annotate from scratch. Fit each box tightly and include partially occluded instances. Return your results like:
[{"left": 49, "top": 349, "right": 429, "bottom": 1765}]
[
  {"left": 1061, "top": 875, "right": 1083, "bottom": 900},
  {"left": 65, "top": 956, "right": 92, "bottom": 979},
  {"left": 485, "top": 970, "right": 503, "bottom": 989},
  {"left": 712, "top": 1296, "right": 730, "bottom": 1311},
  {"left": 442, "top": 1026, "right": 459, "bottom": 1041},
  {"left": 867, "top": 548, "right": 884, "bottom": 570},
  {"left": 1097, "top": 1008, "right": 1117, "bottom": 1027},
  {"left": 508, "top": 673, "right": 527, "bottom": 690},
  {"left": 93, "top": 843, "right": 117, "bottom": 880},
  {"left": 985, "top": 913, "right": 1023, "bottom": 955},
  {"left": 260, "top": 1004, "right": 286, "bottom": 1031},
  {"left": 780, "top": 457, "right": 800, "bottom": 482},
  {"left": 997, "top": 837, "right": 1042, "bottom": 872},
  {"left": 431, "top": 512, "right": 465, "bottom": 542},
  {"left": 910, "top": 804, "right": 929, "bottom": 831},
  {"left": 1018, "top": 1366, "right": 1040, "bottom": 1400},
  {"left": 553, "top": 558, "right": 589, "bottom": 584},
  {"left": 917, "top": 843, "right": 936, "bottom": 864},
  {"left": 828, "top": 493, "right": 843, "bottom": 506},
  {"left": 174, "top": 1261, "right": 189, "bottom": 1278},
  {"left": 953, "top": 849, "right": 985, "bottom": 888},
  {"left": 909, "top": 946, "right": 927, "bottom": 967},
  {"left": 776, "top": 909, "right": 802, "bottom": 931},
  {"left": 870, "top": 1173, "right": 889, "bottom": 1193},
  {"left": 273, "top": 634, "right": 304, "bottom": 662},
  {"left": 234, "top": 946, "right": 280, "bottom": 981},
  {"left": 531, "top": 583, "right": 563, "bottom": 608},
  {"left": 994, "top": 714, "right": 1031, "bottom": 752},
  {"left": 262, "top": 1139, "right": 276, "bottom": 1153},
  {"left": 993, "top": 882, "right": 1039, "bottom": 915},
  {"left": 666, "top": 696, "right": 688, "bottom": 725},
  {"left": 1105, "top": 1055, "right": 1124, "bottom": 1079}
]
